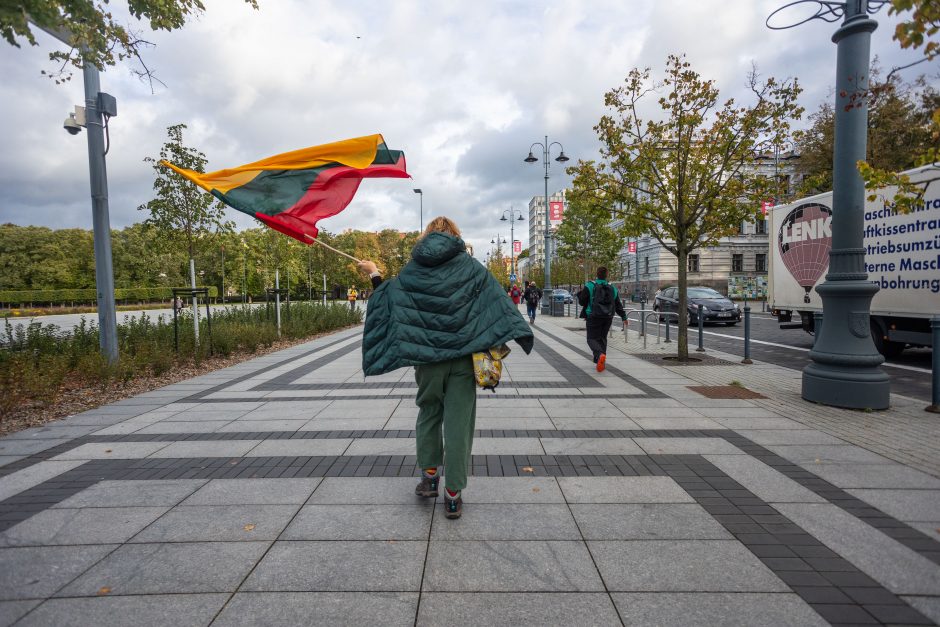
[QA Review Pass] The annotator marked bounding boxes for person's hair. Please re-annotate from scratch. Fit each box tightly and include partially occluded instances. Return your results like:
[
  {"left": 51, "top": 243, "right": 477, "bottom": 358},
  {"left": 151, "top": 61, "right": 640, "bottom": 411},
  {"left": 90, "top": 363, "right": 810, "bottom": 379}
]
[
  {"left": 596, "top": 266, "right": 608, "bottom": 280},
  {"left": 422, "top": 216, "right": 461, "bottom": 238}
]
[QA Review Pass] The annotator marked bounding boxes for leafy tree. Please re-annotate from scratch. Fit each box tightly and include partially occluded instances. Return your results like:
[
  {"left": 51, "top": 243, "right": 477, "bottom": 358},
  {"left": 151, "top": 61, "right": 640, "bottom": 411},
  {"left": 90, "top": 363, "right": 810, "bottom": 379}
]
[
  {"left": 140, "top": 123, "right": 232, "bottom": 339},
  {"left": 2, "top": 0, "right": 258, "bottom": 83},
  {"left": 555, "top": 192, "right": 625, "bottom": 283},
  {"left": 796, "top": 66, "right": 935, "bottom": 195},
  {"left": 571, "top": 54, "right": 802, "bottom": 359}
]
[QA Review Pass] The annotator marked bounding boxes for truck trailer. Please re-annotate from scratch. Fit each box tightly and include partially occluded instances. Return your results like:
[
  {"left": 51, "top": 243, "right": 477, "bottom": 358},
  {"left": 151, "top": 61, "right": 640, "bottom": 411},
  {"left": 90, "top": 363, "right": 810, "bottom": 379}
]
[{"left": 768, "top": 165, "right": 940, "bottom": 357}]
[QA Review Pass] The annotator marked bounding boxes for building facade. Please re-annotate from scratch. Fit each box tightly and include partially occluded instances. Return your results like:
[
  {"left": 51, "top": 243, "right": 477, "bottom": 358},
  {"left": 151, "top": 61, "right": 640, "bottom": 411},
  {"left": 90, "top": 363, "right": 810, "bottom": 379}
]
[{"left": 527, "top": 189, "right": 567, "bottom": 267}]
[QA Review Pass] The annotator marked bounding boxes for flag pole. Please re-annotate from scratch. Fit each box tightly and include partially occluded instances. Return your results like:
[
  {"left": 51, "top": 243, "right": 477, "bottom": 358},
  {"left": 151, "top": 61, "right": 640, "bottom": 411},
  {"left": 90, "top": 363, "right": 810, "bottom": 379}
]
[{"left": 304, "top": 234, "right": 362, "bottom": 263}]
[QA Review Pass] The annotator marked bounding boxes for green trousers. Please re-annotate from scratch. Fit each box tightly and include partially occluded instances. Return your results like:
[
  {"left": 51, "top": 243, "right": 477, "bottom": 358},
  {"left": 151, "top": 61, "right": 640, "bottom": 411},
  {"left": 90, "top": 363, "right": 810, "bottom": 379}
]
[{"left": 414, "top": 355, "right": 477, "bottom": 492}]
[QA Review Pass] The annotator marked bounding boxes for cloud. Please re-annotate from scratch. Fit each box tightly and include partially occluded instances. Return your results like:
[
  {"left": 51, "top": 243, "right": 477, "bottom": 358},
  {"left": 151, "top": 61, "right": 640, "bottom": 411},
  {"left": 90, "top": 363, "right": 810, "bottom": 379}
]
[{"left": 0, "top": 0, "right": 929, "bottom": 261}]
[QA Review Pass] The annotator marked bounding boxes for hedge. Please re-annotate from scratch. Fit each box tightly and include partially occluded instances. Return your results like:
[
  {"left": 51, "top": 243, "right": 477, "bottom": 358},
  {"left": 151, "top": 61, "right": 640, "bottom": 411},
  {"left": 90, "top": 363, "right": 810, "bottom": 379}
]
[{"left": 0, "top": 286, "right": 219, "bottom": 306}]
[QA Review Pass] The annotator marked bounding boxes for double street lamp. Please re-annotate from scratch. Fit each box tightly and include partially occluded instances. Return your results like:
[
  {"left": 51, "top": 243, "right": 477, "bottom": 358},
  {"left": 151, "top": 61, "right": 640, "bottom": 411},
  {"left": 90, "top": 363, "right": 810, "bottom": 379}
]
[
  {"left": 524, "top": 137, "right": 569, "bottom": 288},
  {"left": 500, "top": 206, "right": 525, "bottom": 280}
]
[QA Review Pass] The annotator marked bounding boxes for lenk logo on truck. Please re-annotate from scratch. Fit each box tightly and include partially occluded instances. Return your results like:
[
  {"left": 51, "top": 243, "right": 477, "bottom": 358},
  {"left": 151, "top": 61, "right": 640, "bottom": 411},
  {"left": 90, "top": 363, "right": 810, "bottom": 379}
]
[{"left": 778, "top": 202, "right": 833, "bottom": 303}]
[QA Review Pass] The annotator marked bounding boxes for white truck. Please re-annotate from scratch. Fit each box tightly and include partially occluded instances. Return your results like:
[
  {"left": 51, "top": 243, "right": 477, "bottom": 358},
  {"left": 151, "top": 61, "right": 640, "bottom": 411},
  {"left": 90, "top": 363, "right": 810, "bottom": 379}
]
[{"left": 769, "top": 165, "right": 940, "bottom": 357}]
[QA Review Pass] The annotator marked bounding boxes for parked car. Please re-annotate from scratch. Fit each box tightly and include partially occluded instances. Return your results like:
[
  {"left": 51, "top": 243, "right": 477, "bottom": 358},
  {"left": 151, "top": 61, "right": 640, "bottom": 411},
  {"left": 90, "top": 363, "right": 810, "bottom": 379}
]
[
  {"left": 653, "top": 286, "right": 740, "bottom": 325},
  {"left": 551, "top": 289, "right": 574, "bottom": 304}
]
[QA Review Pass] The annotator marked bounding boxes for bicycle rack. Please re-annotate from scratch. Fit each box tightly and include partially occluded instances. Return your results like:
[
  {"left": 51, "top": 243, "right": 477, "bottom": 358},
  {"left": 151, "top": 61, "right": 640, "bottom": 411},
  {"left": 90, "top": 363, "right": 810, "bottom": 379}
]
[
  {"left": 619, "top": 308, "right": 642, "bottom": 342},
  {"left": 642, "top": 311, "right": 680, "bottom": 349}
]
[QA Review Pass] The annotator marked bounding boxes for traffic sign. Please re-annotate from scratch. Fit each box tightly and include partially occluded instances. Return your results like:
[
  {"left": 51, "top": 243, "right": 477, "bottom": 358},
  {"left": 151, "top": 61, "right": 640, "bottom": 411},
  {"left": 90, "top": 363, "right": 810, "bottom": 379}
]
[{"left": 509, "top": 273, "right": 517, "bottom": 282}]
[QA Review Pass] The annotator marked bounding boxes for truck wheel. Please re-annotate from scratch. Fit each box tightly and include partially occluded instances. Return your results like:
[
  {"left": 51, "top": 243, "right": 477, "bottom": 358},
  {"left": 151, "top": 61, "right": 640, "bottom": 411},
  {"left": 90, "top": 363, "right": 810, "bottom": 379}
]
[{"left": 870, "top": 321, "right": 904, "bottom": 358}]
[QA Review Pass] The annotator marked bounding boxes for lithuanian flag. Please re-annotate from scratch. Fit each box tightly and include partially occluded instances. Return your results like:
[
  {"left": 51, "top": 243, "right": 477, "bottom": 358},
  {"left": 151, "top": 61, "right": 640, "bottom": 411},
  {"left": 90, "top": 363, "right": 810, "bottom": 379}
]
[{"left": 161, "top": 134, "right": 408, "bottom": 243}]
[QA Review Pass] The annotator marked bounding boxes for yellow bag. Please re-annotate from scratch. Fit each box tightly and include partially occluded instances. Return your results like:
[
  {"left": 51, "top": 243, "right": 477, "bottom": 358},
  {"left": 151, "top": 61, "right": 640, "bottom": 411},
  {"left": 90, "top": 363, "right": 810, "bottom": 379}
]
[{"left": 472, "top": 344, "right": 511, "bottom": 392}]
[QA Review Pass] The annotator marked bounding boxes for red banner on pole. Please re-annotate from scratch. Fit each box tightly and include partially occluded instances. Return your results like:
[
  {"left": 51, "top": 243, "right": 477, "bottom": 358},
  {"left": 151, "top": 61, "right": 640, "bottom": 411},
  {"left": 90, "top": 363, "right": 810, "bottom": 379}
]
[
  {"left": 627, "top": 241, "right": 637, "bottom": 254},
  {"left": 549, "top": 201, "right": 564, "bottom": 222},
  {"left": 761, "top": 200, "right": 774, "bottom": 215},
  {"left": 513, "top": 240, "right": 522, "bottom": 253}
]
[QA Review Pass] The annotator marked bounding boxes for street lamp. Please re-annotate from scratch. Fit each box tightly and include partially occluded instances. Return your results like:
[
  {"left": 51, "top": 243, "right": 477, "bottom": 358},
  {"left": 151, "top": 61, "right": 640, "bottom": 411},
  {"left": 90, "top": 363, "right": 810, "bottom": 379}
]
[
  {"left": 413, "top": 188, "right": 423, "bottom": 231},
  {"left": 767, "top": 0, "right": 890, "bottom": 409},
  {"left": 500, "top": 206, "right": 525, "bottom": 280},
  {"left": 524, "top": 136, "right": 569, "bottom": 288}
]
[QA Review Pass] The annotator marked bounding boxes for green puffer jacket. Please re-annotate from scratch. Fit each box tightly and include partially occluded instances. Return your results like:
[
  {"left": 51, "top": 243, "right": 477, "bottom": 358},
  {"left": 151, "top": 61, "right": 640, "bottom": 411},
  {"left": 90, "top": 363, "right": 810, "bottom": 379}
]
[{"left": 362, "top": 232, "right": 534, "bottom": 376}]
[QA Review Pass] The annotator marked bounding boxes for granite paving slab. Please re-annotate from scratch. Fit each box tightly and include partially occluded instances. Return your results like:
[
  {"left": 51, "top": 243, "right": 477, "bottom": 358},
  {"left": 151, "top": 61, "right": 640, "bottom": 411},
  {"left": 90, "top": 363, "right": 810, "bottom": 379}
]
[
  {"left": 180, "top": 478, "right": 322, "bottom": 506},
  {"left": 0, "top": 461, "right": 89, "bottom": 502},
  {"left": 570, "top": 503, "right": 733, "bottom": 540},
  {"left": 53, "top": 480, "right": 207, "bottom": 509},
  {"left": 459, "top": 477, "right": 566, "bottom": 503},
  {"left": 0, "top": 545, "right": 117, "bottom": 600},
  {"left": 58, "top": 541, "right": 270, "bottom": 596},
  {"left": 704, "top": 454, "right": 826, "bottom": 504},
  {"left": 808, "top": 464, "right": 940, "bottom": 489},
  {"left": 281, "top": 504, "right": 432, "bottom": 541},
  {"left": 540, "top": 437, "right": 643, "bottom": 456},
  {"left": 423, "top": 540, "right": 604, "bottom": 592},
  {"left": 129, "top": 504, "right": 300, "bottom": 542},
  {"left": 247, "top": 439, "right": 351, "bottom": 457},
  {"left": 846, "top": 489, "right": 940, "bottom": 522},
  {"left": 634, "top": 437, "right": 743, "bottom": 455},
  {"left": 213, "top": 592, "right": 418, "bottom": 627},
  {"left": 0, "top": 507, "right": 167, "bottom": 547},
  {"left": 557, "top": 476, "right": 693, "bottom": 504},
  {"left": 15, "top": 594, "right": 229, "bottom": 627},
  {"left": 430, "top": 504, "right": 581, "bottom": 541},
  {"left": 0, "top": 439, "right": 72, "bottom": 457},
  {"left": 51, "top": 442, "right": 170, "bottom": 461},
  {"left": 610, "top": 592, "right": 827, "bottom": 626},
  {"left": 241, "top": 540, "right": 426, "bottom": 592},
  {"left": 416, "top": 592, "right": 621, "bottom": 627},
  {"left": 903, "top": 596, "right": 940, "bottom": 625},
  {"left": 0, "top": 600, "right": 40, "bottom": 627},
  {"left": 589, "top": 540, "right": 788, "bottom": 592},
  {"left": 764, "top": 444, "right": 896, "bottom": 465},
  {"left": 147, "top": 440, "right": 261, "bottom": 458}
]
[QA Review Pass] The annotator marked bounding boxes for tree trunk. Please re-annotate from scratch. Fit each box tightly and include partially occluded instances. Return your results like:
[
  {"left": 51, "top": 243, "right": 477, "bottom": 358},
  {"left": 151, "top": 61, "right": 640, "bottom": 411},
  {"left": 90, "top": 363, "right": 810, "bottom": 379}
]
[{"left": 676, "top": 240, "right": 689, "bottom": 360}]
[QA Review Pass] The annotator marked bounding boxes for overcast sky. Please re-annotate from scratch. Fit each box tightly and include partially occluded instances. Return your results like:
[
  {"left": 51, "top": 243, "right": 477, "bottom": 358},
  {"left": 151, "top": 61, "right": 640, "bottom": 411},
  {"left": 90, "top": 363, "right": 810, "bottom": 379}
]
[{"left": 0, "top": 0, "right": 926, "bottom": 261}]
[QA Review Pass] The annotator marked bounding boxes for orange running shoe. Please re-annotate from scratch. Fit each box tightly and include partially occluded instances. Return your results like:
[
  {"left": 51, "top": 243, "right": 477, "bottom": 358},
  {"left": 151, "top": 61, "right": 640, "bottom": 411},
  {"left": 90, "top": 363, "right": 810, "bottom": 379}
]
[{"left": 596, "top": 353, "right": 606, "bottom": 372}]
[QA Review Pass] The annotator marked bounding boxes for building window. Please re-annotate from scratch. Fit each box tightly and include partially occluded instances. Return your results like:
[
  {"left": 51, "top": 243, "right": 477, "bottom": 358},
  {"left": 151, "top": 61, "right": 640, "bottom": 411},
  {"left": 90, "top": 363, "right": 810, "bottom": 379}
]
[
  {"left": 688, "top": 254, "right": 700, "bottom": 273},
  {"left": 626, "top": 261, "right": 631, "bottom": 276},
  {"left": 755, "top": 253, "right": 767, "bottom": 272},
  {"left": 732, "top": 254, "right": 744, "bottom": 272},
  {"left": 756, "top": 219, "right": 768, "bottom": 235},
  {"left": 644, "top": 257, "right": 650, "bottom": 275},
  {"left": 739, "top": 221, "right": 748, "bottom": 235}
]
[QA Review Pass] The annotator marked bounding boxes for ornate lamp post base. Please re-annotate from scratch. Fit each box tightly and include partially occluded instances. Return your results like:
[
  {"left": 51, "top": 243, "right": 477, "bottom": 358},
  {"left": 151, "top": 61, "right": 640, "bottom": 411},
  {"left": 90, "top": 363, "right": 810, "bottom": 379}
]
[{"left": 802, "top": 277, "right": 890, "bottom": 409}]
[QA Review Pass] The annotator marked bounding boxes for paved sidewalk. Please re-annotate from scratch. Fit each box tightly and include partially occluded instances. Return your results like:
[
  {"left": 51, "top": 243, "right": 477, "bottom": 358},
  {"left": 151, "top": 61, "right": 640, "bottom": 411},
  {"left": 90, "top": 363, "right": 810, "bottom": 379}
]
[{"left": 0, "top": 313, "right": 938, "bottom": 626}]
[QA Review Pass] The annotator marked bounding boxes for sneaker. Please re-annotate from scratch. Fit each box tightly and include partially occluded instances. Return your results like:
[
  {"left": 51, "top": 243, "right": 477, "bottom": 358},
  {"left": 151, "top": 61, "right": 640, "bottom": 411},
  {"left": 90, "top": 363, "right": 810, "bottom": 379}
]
[
  {"left": 415, "top": 473, "right": 440, "bottom": 498},
  {"left": 443, "top": 491, "right": 463, "bottom": 519},
  {"left": 596, "top": 353, "right": 606, "bottom": 372}
]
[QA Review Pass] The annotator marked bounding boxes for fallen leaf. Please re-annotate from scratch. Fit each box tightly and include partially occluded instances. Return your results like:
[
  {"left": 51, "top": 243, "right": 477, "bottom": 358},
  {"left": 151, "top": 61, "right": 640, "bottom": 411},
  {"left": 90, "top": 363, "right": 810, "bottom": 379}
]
[
  {"left": 104, "top": 449, "right": 112, "bottom": 453},
  {"left": 243, "top": 524, "right": 255, "bottom": 532},
  {"left": 522, "top": 466, "right": 534, "bottom": 473},
  {"left": 97, "top": 587, "right": 111, "bottom": 596},
  {"left": 387, "top": 539, "right": 397, "bottom": 544},
  {"left": 531, "top": 487, "right": 541, "bottom": 493}
]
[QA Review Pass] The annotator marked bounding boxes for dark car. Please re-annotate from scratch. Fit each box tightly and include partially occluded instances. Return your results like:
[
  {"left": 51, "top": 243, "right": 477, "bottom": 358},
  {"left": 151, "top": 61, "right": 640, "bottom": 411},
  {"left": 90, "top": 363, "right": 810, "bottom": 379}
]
[
  {"left": 551, "top": 289, "right": 574, "bottom": 304},
  {"left": 653, "top": 286, "right": 740, "bottom": 325}
]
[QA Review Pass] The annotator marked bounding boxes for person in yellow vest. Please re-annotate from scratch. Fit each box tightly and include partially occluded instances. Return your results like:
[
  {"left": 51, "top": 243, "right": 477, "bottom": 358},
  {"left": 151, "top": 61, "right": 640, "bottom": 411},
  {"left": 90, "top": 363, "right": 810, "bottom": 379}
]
[{"left": 347, "top": 286, "right": 358, "bottom": 310}]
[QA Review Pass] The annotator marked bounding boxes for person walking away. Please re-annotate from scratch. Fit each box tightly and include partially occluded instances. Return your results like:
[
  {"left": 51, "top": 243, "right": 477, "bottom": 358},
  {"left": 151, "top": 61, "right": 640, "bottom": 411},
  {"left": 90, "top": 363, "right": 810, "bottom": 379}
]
[
  {"left": 523, "top": 281, "right": 542, "bottom": 324},
  {"left": 347, "top": 286, "right": 358, "bottom": 310},
  {"left": 509, "top": 283, "right": 522, "bottom": 305},
  {"left": 578, "top": 266, "right": 627, "bottom": 372},
  {"left": 358, "top": 217, "right": 533, "bottom": 519}
]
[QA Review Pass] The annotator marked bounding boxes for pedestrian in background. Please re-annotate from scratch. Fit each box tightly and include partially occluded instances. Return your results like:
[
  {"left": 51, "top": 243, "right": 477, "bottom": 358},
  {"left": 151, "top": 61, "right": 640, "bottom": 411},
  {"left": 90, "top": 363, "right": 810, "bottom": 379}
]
[
  {"left": 578, "top": 266, "right": 627, "bottom": 372},
  {"left": 347, "top": 286, "right": 358, "bottom": 310},
  {"left": 523, "top": 281, "right": 542, "bottom": 324},
  {"left": 509, "top": 283, "right": 522, "bottom": 305},
  {"left": 357, "top": 217, "right": 533, "bottom": 519}
]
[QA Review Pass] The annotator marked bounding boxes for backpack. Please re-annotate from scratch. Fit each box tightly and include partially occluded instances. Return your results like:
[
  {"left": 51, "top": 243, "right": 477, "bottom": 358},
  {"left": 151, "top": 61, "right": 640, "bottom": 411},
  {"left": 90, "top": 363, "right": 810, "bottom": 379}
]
[
  {"left": 472, "top": 344, "right": 511, "bottom": 392},
  {"left": 591, "top": 282, "right": 616, "bottom": 318},
  {"left": 525, "top": 288, "right": 540, "bottom": 305}
]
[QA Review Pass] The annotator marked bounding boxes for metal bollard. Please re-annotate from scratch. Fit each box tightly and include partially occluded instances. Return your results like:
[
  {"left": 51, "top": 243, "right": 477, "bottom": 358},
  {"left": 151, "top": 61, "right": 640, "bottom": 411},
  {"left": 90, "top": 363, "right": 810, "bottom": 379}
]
[
  {"left": 640, "top": 301, "right": 646, "bottom": 338},
  {"left": 665, "top": 315, "right": 671, "bottom": 343},
  {"left": 741, "top": 306, "right": 752, "bottom": 364},
  {"left": 696, "top": 304, "right": 705, "bottom": 352},
  {"left": 927, "top": 316, "right": 940, "bottom": 414},
  {"left": 813, "top": 311, "right": 824, "bottom": 348}
]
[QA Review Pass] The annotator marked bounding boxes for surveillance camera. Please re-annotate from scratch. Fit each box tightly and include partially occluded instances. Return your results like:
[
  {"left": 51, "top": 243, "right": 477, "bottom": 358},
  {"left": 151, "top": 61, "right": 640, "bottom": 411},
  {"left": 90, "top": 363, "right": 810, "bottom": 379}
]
[{"left": 63, "top": 114, "right": 82, "bottom": 136}]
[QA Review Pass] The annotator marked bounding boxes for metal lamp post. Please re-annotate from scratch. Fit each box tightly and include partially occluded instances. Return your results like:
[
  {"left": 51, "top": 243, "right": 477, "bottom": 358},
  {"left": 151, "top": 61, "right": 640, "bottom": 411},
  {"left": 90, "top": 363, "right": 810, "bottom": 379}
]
[
  {"left": 768, "top": 0, "right": 890, "bottom": 409},
  {"left": 524, "top": 137, "right": 569, "bottom": 288},
  {"left": 500, "top": 206, "right": 525, "bottom": 280},
  {"left": 413, "top": 188, "right": 423, "bottom": 231}
]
